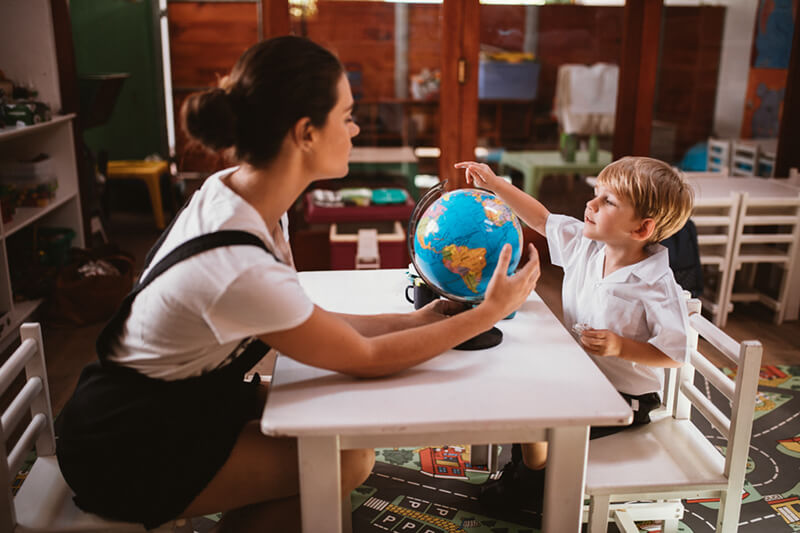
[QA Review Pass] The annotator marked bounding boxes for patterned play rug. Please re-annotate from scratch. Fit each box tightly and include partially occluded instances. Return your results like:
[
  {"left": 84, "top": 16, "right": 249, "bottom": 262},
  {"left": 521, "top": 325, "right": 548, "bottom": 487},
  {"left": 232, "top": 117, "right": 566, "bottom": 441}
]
[
  {"left": 349, "top": 364, "right": 800, "bottom": 533},
  {"left": 12, "top": 366, "right": 800, "bottom": 532}
]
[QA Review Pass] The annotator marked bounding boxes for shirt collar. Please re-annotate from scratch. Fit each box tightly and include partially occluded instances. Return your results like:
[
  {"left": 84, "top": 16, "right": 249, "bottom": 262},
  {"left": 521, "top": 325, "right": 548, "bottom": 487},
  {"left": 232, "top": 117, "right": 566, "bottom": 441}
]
[{"left": 598, "top": 243, "right": 670, "bottom": 284}]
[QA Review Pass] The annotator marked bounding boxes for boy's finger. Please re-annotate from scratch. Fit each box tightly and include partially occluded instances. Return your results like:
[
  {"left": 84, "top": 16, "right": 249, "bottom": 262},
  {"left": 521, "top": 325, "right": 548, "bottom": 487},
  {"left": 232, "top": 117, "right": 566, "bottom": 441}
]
[{"left": 454, "top": 161, "right": 480, "bottom": 168}]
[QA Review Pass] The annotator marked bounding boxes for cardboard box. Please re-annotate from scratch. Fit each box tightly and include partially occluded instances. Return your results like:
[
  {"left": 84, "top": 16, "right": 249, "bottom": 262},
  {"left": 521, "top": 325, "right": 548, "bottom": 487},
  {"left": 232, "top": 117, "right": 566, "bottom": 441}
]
[{"left": 479, "top": 60, "right": 540, "bottom": 100}]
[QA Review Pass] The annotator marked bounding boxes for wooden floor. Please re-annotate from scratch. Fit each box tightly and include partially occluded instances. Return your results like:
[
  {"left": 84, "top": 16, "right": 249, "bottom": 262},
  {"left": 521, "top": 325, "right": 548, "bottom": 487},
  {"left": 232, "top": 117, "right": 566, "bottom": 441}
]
[{"left": 34, "top": 176, "right": 800, "bottom": 414}]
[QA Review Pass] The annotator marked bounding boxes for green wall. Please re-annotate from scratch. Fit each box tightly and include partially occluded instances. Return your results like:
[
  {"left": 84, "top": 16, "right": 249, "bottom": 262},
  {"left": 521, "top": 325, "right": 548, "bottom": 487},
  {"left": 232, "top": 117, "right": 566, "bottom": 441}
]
[{"left": 70, "top": 0, "right": 166, "bottom": 160}]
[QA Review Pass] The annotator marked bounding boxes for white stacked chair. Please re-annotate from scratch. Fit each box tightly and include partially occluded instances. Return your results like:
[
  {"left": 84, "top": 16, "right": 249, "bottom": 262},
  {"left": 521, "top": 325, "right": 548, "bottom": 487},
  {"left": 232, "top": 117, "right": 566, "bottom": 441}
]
[
  {"left": 584, "top": 298, "right": 763, "bottom": 533},
  {"left": 691, "top": 192, "right": 741, "bottom": 327},
  {"left": 731, "top": 141, "right": 759, "bottom": 176},
  {"left": 726, "top": 191, "right": 800, "bottom": 324},
  {"left": 0, "top": 323, "right": 192, "bottom": 533},
  {"left": 756, "top": 150, "right": 776, "bottom": 178},
  {"left": 706, "top": 138, "right": 730, "bottom": 174}
]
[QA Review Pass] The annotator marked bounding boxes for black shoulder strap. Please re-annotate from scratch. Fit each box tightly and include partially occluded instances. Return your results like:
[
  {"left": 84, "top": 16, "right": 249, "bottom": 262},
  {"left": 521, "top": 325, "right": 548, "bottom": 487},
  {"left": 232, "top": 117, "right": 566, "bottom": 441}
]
[{"left": 96, "top": 230, "right": 275, "bottom": 360}]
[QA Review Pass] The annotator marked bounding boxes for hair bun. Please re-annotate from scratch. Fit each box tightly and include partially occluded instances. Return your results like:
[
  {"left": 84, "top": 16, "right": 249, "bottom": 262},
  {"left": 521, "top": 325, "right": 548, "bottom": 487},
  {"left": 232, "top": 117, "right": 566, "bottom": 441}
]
[{"left": 181, "top": 87, "right": 236, "bottom": 151}]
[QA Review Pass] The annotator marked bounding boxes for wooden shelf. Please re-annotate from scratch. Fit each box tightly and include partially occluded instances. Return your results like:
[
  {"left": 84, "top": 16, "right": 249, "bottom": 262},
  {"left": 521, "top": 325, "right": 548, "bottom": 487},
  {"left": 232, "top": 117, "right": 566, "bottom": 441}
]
[{"left": 0, "top": 114, "right": 76, "bottom": 142}]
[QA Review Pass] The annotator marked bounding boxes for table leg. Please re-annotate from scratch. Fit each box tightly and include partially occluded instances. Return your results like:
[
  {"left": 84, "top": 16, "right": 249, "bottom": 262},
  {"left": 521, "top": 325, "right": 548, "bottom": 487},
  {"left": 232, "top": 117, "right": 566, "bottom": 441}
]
[
  {"left": 298, "top": 435, "right": 348, "bottom": 533},
  {"left": 542, "top": 425, "right": 590, "bottom": 533}
]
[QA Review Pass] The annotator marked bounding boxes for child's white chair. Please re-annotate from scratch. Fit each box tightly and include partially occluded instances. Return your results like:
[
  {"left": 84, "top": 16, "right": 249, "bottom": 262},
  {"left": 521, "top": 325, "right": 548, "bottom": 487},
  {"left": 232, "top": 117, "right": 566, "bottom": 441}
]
[
  {"left": 756, "top": 150, "right": 776, "bottom": 178},
  {"left": 690, "top": 192, "right": 741, "bottom": 327},
  {"left": 0, "top": 323, "right": 192, "bottom": 533},
  {"left": 731, "top": 141, "right": 758, "bottom": 176},
  {"left": 584, "top": 298, "right": 762, "bottom": 533},
  {"left": 706, "top": 138, "right": 730, "bottom": 174},
  {"left": 725, "top": 191, "right": 800, "bottom": 324}
]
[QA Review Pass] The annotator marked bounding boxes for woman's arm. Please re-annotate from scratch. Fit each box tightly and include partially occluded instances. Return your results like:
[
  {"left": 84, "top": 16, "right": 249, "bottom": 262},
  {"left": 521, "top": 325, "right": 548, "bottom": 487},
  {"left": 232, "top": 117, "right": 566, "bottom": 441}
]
[
  {"left": 260, "top": 244, "right": 540, "bottom": 378},
  {"left": 332, "top": 300, "right": 467, "bottom": 337}
]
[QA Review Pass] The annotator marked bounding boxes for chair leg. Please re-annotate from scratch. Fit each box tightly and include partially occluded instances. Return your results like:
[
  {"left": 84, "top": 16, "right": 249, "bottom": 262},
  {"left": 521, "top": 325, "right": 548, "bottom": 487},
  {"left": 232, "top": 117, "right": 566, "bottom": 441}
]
[
  {"left": 716, "top": 490, "right": 743, "bottom": 533},
  {"left": 611, "top": 509, "right": 639, "bottom": 533},
  {"left": 663, "top": 517, "right": 680, "bottom": 533},
  {"left": 143, "top": 172, "right": 166, "bottom": 230},
  {"left": 587, "top": 494, "right": 610, "bottom": 533}
]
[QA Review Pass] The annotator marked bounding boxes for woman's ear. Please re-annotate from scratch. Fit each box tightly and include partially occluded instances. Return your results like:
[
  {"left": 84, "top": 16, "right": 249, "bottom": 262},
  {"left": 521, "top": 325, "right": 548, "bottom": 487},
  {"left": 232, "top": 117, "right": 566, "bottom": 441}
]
[
  {"left": 632, "top": 218, "right": 656, "bottom": 241},
  {"left": 290, "top": 117, "right": 314, "bottom": 150}
]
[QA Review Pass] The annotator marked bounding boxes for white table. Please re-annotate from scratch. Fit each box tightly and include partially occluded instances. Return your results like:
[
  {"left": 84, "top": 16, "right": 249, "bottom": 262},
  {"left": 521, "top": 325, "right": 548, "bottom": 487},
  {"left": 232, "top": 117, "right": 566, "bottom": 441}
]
[
  {"left": 688, "top": 175, "right": 798, "bottom": 200},
  {"left": 260, "top": 269, "right": 633, "bottom": 533}
]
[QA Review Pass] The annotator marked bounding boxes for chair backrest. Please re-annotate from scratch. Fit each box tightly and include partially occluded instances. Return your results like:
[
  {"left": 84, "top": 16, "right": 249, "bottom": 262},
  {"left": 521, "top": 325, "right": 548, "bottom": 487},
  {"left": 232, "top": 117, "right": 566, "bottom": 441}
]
[
  {"left": 731, "top": 191, "right": 800, "bottom": 269},
  {"left": 757, "top": 151, "right": 776, "bottom": 178},
  {"left": 676, "top": 299, "right": 762, "bottom": 521},
  {"left": 731, "top": 141, "right": 759, "bottom": 176},
  {"left": 690, "top": 192, "right": 740, "bottom": 327},
  {"left": 706, "top": 138, "right": 730, "bottom": 174},
  {"left": 0, "top": 323, "right": 55, "bottom": 532},
  {"left": 788, "top": 167, "right": 800, "bottom": 187}
]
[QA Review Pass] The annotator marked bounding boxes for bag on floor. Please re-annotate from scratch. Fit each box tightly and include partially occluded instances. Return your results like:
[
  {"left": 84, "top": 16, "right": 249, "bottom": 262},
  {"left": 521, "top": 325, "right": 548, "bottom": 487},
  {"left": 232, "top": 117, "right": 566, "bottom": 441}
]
[{"left": 47, "top": 245, "right": 135, "bottom": 326}]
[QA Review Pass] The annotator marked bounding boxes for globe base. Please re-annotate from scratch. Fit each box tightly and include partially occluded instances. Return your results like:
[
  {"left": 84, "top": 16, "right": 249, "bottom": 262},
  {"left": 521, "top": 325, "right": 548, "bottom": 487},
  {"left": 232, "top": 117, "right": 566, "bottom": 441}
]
[{"left": 454, "top": 326, "right": 503, "bottom": 351}]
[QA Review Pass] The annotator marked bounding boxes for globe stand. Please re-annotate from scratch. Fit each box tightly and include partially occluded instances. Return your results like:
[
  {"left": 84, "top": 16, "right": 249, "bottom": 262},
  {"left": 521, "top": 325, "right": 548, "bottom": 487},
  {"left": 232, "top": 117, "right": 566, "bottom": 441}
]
[{"left": 454, "top": 326, "right": 503, "bottom": 350}]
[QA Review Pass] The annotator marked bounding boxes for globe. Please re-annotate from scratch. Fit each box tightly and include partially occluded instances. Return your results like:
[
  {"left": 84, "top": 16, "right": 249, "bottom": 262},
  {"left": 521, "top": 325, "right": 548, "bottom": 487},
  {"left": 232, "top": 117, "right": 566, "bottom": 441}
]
[{"left": 409, "top": 184, "right": 523, "bottom": 303}]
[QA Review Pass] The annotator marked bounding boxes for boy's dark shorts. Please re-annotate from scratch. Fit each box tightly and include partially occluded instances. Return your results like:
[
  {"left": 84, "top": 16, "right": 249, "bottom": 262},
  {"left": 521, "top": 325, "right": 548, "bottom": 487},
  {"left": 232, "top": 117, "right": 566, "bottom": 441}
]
[{"left": 590, "top": 391, "right": 661, "bottom": 440}]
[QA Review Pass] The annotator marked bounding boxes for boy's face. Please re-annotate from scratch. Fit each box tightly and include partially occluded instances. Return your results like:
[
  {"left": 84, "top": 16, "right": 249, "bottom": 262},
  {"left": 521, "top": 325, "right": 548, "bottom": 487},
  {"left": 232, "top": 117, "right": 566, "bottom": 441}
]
[{"left": 584, "top": 185, "right": 648, "bottom": 245}]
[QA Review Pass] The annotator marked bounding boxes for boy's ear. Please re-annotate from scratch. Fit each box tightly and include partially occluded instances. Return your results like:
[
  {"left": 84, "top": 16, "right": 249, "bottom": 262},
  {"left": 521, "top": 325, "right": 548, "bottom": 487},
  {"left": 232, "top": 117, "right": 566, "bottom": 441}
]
[
  {"left": 632, "top": 218, "right": 656, "bottom": 241},
  {"left": 290, "top": 117, "right": 315, "bottom": 151}
]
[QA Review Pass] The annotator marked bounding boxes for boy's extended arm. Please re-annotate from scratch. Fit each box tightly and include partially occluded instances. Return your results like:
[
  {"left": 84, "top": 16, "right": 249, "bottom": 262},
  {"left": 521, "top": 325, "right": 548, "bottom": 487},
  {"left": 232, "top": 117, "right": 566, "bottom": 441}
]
[
  {"left": 455, "top": 162, "right": 551, "bottom": 235},
  {"left": 580, "top": 329, "right": 683, "bottom": 368},
  {"left": 492, "top": 179, "right": 551, "bottom": 236}
]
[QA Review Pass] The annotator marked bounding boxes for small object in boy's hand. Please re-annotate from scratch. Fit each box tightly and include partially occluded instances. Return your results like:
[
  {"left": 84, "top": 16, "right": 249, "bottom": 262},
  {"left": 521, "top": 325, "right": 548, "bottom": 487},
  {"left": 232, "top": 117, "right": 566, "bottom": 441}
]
[{"left": 572, "top": 322, "right": 591, "bottom": 335}]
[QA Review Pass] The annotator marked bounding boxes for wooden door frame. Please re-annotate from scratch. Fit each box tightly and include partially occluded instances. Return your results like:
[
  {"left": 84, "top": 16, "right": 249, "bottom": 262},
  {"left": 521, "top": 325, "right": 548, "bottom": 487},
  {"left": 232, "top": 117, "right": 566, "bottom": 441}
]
[
  {"left": 776, "top": 8, "right": 800, "bottom": 177},
  {"left": 613, "top": 0, "right": 663, "bottom": 159},
  {"left": 262, "top": 0, "right": 289, "bottom": 37},
  {"left": 439, "top": 0, "right": 480, "bottom": 190}
]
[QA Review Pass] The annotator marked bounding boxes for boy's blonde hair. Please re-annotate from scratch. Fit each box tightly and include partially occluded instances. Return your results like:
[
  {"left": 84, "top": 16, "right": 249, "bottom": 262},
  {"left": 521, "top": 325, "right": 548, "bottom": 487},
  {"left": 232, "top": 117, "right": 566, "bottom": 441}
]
[{"left": 596, "top": 156, "right": 694, "bottom": 243}]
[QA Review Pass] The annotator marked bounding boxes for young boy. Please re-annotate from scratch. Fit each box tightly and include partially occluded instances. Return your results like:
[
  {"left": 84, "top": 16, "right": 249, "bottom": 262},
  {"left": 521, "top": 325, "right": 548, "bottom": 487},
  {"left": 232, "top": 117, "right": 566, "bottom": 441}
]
[{"left": 454, "top": 156, "right": 694, "bottom": 511}]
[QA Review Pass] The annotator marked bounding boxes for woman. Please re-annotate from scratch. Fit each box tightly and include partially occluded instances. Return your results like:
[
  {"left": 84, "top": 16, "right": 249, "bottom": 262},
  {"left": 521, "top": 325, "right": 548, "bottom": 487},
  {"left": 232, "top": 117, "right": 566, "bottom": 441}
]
[{"left": 56, "top": 36, "right": 540, "bottom": 532}]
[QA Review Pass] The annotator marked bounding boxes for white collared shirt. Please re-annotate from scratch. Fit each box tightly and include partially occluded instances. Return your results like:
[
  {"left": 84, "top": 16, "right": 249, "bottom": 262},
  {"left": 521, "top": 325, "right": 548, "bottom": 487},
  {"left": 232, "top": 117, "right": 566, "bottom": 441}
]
[{"left": 546, "top": 214, "right": 689, "bottom": 396}]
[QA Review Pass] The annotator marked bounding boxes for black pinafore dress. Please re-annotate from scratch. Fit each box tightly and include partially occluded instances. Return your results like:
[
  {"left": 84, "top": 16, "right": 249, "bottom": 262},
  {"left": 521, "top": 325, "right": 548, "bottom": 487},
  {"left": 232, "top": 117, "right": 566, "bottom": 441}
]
[{"left": 56, "top": 227, "right": 277, "bottom": 529}]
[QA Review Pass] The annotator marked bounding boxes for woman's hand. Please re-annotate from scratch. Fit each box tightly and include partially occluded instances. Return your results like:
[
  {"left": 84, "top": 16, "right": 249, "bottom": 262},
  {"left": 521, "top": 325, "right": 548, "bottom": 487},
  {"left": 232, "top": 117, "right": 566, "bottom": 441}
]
[
  {"left": 481, "top": 243, "right": 540, "bottom": 319},
  {"left": 579, "top": 329, "right": 623, "bottom": 356},
  {"left": 415, "top": 299, "right": 470, "bottom": 323},
  {"left": 454, "top": 161, "right": 503, "bottom": 192}
]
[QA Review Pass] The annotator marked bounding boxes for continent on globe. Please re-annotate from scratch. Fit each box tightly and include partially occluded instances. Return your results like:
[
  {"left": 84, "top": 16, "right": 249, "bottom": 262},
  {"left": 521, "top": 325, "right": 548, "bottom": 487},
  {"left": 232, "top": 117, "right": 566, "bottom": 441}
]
[{"left": 441, "top": 244, "right": 487, "bottom": 293}]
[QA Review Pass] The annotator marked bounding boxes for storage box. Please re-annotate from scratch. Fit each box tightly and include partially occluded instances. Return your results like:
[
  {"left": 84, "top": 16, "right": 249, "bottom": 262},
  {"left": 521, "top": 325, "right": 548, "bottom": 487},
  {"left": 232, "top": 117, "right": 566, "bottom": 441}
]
[
  {"left": 329, "top": 221, "right": 408, "bottom": 270},
  {"left": 479, "top": 60, "right": 540, "bottom": 100},
  {"left": 36, "top": 226, "right": 75, "bottom": 266},
  {"left": 0, "top": 154, "right": 55, "bottom": 180}
]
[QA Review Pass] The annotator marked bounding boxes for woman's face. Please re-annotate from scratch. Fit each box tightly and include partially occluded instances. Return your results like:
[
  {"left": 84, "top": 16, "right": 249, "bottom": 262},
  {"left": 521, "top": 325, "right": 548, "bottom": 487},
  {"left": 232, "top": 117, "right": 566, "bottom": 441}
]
[{"left": 311, "top": 73, "right": 360, "bottom": 179}]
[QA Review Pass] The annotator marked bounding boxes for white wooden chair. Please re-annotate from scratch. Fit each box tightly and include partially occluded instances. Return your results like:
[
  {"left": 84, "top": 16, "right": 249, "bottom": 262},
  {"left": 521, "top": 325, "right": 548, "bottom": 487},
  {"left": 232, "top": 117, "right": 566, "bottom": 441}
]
[
  {"left": 584, "top": 298, "right": 762, "bottom": 533},
  {"left": 690, "top": 192, "right": 741, "bottom": 327},
  {"left": 706, "top": 138, "right": 730, "bottom": 174},
  {"left": 731, "top": 141, "right": 758, "bottom": 176},
  {"left": 756, "top": 150, "right": 776, "bottom": 178},
  {"left": 726, "top": 191, "right": 800, "bottom": 324},
  {"left": 0, "top": 323, "right": 191, "bottom": 533}
]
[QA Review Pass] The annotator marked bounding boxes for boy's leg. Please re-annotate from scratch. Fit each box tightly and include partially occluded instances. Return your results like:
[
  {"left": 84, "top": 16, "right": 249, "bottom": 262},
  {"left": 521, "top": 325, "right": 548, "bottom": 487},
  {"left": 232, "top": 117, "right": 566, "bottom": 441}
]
[
  {"left": 479, "top": 441, "right": 547, "bottom": 513},
  {"left": 520, "top": 442, "right": 548, "bottom": 470}
]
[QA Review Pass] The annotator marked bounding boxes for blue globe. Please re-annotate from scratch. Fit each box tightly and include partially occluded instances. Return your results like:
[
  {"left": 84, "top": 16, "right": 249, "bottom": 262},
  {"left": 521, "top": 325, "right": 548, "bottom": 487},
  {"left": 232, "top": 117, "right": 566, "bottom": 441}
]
[{"left": 411, "top": 188, "right": 523, "bottom": 302}]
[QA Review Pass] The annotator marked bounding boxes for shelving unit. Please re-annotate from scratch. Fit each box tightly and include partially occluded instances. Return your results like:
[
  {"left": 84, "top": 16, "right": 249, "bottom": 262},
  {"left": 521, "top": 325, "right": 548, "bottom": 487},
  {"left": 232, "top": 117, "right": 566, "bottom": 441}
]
[
  {"left": 0, "top": 0, "right": 85, "bottom": 351},
  {"left": 352, "top": 98, "right": 539, "bottom": 147}
]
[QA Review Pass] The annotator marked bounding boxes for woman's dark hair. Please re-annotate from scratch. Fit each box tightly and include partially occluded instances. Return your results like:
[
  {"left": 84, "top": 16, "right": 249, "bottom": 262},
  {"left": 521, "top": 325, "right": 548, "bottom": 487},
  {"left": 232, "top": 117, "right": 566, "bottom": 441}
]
[{"left": 181, "top": 36, "right": 344, "bottom": 167}]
